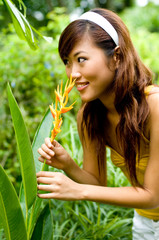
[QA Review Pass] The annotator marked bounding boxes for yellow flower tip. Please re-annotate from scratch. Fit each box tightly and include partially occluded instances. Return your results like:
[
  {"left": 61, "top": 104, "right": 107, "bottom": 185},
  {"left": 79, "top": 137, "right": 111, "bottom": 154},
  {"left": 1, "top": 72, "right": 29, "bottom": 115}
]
[
  {"left": 60, "top": 106, "right": 73, "bottom": 114},
  {"left": 66, "top": 84, "right": 75, "bottom": 94},
  {"left": 71, "top": 101, "right": 76, "bottom": 107},
  {"left": 58, "top": 118, "right": 63, "bottom": 128},
  {"left": 54, "top": 128, "right": 61, "bottom": 133},
  {"left": 49, "top": 104, "right": 56, "bottom": 119},
  {"left": 55, "top": 90, "right": 62, "bottom": 102}
]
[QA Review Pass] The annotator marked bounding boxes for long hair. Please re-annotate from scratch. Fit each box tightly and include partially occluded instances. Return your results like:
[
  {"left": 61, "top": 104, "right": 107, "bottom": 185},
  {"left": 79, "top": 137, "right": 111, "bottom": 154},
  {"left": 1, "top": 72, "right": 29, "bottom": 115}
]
[{"left": 58, "top": 8, "right": 152, "bottom": 186}]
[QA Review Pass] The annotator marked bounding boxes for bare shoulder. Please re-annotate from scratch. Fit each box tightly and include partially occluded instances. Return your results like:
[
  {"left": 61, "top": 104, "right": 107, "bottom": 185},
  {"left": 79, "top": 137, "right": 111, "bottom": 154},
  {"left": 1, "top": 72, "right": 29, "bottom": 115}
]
[
  {"left": 146, "top": 88, "right": 159, "bottom": 117},
  {"left": 146, "top": 88, "right": 159, "bottom": 140}
]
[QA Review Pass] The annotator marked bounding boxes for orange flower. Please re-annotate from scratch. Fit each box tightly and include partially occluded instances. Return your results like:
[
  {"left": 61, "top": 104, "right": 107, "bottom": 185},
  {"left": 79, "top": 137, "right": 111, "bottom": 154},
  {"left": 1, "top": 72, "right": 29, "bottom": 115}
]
[
  {"left": 64, "top": 75, "right": 75, "bottom": 94},
  {"left": 50, "top": 75, "right": 76, "bottom": 143},
  {"left": 49, "top": 104, "right": 56, "bottom": 119}
]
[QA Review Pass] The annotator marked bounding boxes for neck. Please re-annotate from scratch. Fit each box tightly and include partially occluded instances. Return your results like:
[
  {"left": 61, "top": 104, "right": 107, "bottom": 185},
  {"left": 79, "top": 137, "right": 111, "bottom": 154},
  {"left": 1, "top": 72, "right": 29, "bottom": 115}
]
[{"left": 99, "top": 90, "right": 118, "bottom": 116}]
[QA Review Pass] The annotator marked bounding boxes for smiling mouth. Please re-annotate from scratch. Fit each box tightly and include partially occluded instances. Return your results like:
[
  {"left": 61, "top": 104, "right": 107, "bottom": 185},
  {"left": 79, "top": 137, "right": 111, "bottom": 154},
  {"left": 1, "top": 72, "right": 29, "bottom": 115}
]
[{"left": 76, "top": 82, "right": 89, "bottom": 91}]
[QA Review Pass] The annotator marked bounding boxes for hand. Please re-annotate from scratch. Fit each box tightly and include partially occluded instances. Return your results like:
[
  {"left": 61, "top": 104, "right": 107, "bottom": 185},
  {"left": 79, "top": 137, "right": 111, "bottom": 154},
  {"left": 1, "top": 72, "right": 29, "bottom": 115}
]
[
  {"left": 38, "top": 138, "right": 72, "bottom": 171},
  {"left": 36, "top": 171, "right": 83, "bottom": 200}
]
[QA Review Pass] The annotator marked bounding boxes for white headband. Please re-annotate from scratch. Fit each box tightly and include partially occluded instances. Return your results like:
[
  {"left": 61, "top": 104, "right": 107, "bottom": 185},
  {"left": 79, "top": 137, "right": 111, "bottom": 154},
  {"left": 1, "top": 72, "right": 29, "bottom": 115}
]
[{"left": 78, "top": 12, "right": 119, "bottom": 46}]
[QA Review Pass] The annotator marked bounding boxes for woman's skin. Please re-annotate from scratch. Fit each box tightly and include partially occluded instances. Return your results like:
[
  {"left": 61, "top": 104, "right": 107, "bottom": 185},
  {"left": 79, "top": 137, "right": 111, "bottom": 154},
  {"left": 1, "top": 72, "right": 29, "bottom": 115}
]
[{"left": 37, "top": 34, "right": 159, "bottom": 210}]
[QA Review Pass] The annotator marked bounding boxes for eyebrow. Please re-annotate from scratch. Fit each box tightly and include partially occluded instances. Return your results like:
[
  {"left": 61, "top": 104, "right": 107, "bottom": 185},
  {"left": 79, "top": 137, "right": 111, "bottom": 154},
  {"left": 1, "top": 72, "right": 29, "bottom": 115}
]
[{"left": 73, "top": 51, "right": 87, "bottom": 57}]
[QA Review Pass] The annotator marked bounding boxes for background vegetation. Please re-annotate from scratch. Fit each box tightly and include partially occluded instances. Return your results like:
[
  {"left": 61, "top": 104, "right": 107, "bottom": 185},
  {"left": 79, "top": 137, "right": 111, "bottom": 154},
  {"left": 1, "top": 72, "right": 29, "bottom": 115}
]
[{"left": 0, "top": 0, "right": 159, "bottom": 239}]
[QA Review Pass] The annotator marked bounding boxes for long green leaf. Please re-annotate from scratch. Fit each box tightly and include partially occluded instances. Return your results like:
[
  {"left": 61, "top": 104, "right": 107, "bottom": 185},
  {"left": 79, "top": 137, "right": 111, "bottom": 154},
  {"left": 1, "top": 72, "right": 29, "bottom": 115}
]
[
  {"left": 32, "top": 108, "right": 53, "bottom": 173},
  {"left": 31, "top": 203, "right": 53, "bottom": 240},
  {"left": 0, "top": 165, "right": 27, "bottom": 240},
  {"left": 7, "top": 83, "right": 37, "bottom": 211},
  {"left": 2, "top": 0, "right": 38, "bottom": 50},
  {"left": 19, "top": 108, "right": 53, "bottom": 236}
]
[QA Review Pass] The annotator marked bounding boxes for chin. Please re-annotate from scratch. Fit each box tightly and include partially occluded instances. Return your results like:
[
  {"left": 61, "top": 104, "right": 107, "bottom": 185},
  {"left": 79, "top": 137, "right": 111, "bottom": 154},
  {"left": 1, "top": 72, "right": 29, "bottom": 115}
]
[{"left": 81, "top": 97, "right": 97, "bottom": 103}]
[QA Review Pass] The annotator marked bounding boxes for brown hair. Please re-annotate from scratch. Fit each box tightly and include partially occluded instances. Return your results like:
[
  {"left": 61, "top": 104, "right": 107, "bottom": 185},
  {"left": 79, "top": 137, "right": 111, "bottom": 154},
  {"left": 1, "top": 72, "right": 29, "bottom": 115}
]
[{"left": 58, "top": 8, "right": 152, "bottom": 186}]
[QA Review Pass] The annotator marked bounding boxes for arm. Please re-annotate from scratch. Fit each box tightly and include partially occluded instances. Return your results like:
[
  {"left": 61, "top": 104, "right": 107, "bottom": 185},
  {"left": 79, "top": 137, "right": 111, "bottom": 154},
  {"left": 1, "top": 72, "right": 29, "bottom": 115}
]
[
  {"left": 37, "top": 95, "right": 159, "bottom": 209},
  {"left": 37, "top": 106, "right": 106, "bottom": 186},
  {"left": 76, "top": 106, "right": 107, "bottom": 186},
  {"left": 77, "top": 94, "right": 159, "bottom": 209}
]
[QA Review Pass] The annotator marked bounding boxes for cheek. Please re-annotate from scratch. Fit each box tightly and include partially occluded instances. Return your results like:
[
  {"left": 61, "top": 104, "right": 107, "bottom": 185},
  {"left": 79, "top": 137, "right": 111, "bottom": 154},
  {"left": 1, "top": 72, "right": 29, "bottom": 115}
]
[{"left": 65, "top": 68, "right": 71, "bottom": 78}]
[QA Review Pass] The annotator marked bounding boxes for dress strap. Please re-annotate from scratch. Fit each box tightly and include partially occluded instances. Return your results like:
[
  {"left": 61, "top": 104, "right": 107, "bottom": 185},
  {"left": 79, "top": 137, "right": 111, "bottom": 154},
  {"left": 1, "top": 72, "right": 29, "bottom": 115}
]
[{"left": 144, "top": 85, "right": 159, "bottom": 98}]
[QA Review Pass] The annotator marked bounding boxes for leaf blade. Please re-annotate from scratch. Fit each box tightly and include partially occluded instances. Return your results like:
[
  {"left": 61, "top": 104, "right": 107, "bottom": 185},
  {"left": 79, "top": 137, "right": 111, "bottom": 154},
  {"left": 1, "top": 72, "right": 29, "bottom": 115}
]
[
  {"left": 32, "top": 108, "right": 53, "bottom": 172},
  {"left": 7, "top": 83, "right": 37, "bottom": 211},
  {"left": 2, "top": 0, "right": 38, "bottom": 50},
  {"left": 0, "top": 165, "right": 27, "bottom": 240}
]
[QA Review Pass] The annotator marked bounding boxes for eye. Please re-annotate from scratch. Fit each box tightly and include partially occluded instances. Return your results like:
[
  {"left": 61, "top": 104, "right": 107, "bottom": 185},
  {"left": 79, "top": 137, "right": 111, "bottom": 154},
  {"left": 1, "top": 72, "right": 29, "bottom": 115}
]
[
  {"left": 63, "top": 59, "right": 69, "bottom": 65},
  {"left": 77, "top": 57, "right": 86, "bottom": 63}
]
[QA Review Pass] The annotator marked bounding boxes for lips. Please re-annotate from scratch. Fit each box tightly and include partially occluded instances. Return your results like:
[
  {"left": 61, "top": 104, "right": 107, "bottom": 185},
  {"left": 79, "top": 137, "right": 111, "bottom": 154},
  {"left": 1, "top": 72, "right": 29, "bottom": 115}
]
[{"left": 76, "top": 82, "right": 89, "bottom": 91}]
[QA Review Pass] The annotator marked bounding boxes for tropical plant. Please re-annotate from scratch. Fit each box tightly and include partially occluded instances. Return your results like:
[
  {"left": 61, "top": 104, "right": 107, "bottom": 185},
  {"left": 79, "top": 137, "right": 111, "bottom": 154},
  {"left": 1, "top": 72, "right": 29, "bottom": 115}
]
[
  {"left": 0, "top": 83, "right": 54, "bottom": 239},
  {"left": 2, "top": 0, "right": 52, "bottom": 49}
]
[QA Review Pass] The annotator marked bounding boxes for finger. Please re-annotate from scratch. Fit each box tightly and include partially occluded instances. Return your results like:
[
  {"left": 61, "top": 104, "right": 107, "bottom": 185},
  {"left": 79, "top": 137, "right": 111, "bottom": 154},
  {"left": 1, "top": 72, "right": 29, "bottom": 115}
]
[
  {"left": 41, "top": 144, "right": 55, "bottom": 157},
  {"left": 37, "top": 193, "right": 55, "bottom": 199},
  {"left": 45, "top": 137, "right": 53, "bottom": 148},
  {"left": 37, "top": 184, "right": 53, "bottom": 192},
  {"left": 37, "top": 177, "right": 54, "bottom": 184},
  {"left": 38, "top": 148, "right": 52, "bottom": 160},
  {"left": 38, "top": 156, "right": 45, "bottom": 162},
  {"left": 36, "top": 171, "right": 55, "bottom": 178},
  {"left": 38, "top": 157, "right": 53, "bottom": 166},
  {"left": 51, "top": 142, "right": 64, "bottom": 157},
  {"left": 52, "top": 140, "right": 61, "bottom": 148}
]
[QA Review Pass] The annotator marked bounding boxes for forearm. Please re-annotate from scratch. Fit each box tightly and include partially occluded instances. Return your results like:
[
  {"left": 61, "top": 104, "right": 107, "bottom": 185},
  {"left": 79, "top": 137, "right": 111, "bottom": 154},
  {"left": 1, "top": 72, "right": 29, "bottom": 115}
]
[
  {"left": 64, "top": 158, "right": 101, "bottom": 186},
  {"left": 79, "top": 185, "right": 158, "bottom": 209}
]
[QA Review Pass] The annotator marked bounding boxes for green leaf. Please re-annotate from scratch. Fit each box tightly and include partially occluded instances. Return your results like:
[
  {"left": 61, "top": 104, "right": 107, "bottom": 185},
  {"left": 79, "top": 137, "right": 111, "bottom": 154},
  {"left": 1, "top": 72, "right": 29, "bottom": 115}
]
[
  {"left": 7, "top": 83, "right": 37, "bottom": 212},
  {"left": 2, "top": 0, "right": 38, "bottom": 50},
  {"left": 32, "top": 108, "right": 53, "bottom": 172},
  {"left": 0, "top": 165, "right": 27, "bottom": 240},
  {"left": 19, "top": 108, "right": 53, "bottom": 237},
  {"left": 31, "top": 203, "right": 53, "bottom": 240}
]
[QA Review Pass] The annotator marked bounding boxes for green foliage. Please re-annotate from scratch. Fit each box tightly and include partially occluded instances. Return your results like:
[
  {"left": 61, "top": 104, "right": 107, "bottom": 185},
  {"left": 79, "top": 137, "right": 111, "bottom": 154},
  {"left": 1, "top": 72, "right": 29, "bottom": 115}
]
[
  {"left": 42, "top": 7, "right": 70, "bottom": 39},
  {"left": 0, "top": 165, "right": 27, "bottom": 240},
  {"left": 7, "top": 83, "right": 37, "bottom": 210},
  {"left": 132, "top": 29, "right": 159, "bottom": 83},
  {"left": 120, "top": 4, "right": 159, "bottom": 84},
  {"left": 121, "top": 3, "right": 159, "bottom": 33},
  {"left": 0, "top": 27, "right": 66, "bottom": 190},
  {"left": 2, "top": 0, "right": 37, "bottom": 49},
  {"left": 0, "top": 87, "right": 54, "bottom": 240},
  {"left": 2, "top": 0, "right": 53, "bottom": 50},
  {"left": 49, "top": 200, "right": 133, "bottom": 239}
]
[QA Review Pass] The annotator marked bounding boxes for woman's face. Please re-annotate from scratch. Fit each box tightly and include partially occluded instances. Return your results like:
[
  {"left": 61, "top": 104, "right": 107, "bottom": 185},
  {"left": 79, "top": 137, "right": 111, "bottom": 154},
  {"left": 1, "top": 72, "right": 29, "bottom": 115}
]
[{"left": 64, "top": 34, "right": 116, "bottom": 103}]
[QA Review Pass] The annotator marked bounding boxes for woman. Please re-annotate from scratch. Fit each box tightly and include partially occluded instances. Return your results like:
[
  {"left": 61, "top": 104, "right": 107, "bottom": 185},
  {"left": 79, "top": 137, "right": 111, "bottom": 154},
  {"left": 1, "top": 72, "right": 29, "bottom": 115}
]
[{"left": 37, "top": 8, "right": 159, "bottom": 239}]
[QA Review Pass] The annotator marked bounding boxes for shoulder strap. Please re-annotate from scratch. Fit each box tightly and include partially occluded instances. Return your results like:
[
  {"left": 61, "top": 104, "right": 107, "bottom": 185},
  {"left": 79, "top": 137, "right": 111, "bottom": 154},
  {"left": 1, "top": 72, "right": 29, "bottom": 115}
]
[{"left": 144, "top": 85, "right": 159, "bottom": 98}]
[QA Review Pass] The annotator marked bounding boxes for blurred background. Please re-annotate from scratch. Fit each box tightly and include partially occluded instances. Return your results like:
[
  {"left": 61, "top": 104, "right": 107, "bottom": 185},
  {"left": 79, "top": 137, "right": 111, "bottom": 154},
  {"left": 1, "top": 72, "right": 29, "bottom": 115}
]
[{"left": 0, "top": 1, "right": 159, "bottom": 238}]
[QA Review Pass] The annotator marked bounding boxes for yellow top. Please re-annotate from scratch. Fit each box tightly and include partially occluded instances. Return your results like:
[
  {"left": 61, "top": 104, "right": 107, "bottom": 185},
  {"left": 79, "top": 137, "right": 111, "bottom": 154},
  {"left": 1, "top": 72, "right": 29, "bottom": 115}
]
[{"left": 108, "top": 85, "right": 159, "bottom": 220}]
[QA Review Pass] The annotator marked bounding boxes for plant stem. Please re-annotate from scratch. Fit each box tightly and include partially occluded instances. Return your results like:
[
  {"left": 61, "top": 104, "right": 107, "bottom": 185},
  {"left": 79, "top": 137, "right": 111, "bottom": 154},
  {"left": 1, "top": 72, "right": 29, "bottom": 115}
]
[
  {"left": 27, "top": 201, "right": 36, "bottom": 239},
  {"left": 41, "top": 159, "right": 46, "bottom": 171}
]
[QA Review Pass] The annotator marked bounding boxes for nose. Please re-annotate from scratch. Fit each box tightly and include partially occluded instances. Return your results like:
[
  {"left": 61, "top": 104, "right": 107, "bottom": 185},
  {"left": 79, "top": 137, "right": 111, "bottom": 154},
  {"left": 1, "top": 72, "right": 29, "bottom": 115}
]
[
  {"left": 66, "top": 62, "right": 81, "bottom": 80},
  {"left": 71, "top": 72, "right": 81, "bottom": 80},
  {"left": 71, "top": 62, "right": 82, "bottom": 80}
]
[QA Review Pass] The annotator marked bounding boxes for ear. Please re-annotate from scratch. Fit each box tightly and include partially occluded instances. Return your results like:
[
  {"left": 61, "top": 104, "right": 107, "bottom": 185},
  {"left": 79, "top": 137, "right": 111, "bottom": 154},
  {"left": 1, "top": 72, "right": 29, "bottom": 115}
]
[{"left": 113, "top": 46, "right": 120, "bottom": 68}]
